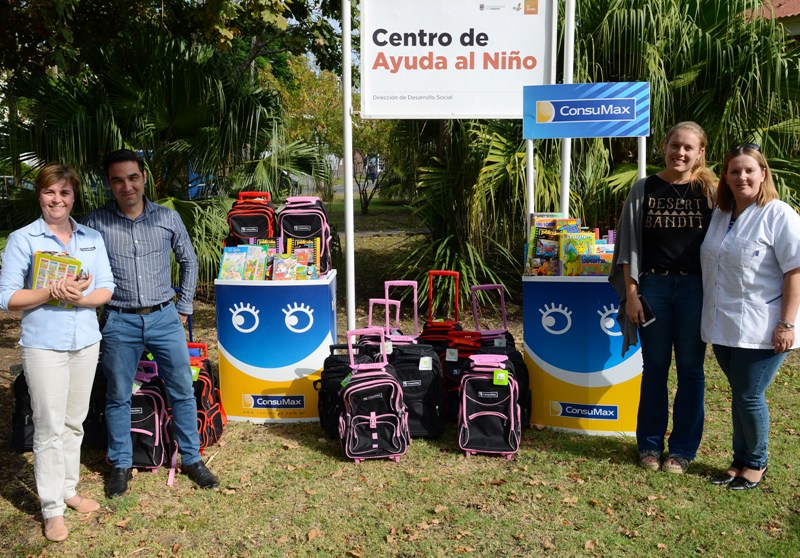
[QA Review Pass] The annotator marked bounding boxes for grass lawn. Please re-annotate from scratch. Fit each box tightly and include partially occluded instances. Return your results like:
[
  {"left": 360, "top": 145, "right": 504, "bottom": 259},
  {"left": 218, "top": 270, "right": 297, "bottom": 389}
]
[{"left": 0, "top": 203, "right": 798, "bottom": 556}]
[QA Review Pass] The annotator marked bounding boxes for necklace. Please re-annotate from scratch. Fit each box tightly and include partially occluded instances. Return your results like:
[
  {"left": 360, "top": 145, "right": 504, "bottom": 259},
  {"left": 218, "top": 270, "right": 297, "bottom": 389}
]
[{"left": 670, "top": 182, "right": 692, "bottom": 208}]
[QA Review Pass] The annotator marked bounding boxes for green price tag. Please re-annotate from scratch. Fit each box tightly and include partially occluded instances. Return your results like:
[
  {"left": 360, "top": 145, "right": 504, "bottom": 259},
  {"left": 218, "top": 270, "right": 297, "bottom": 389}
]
[
  {"left": 340, "top": 373, "right": 352, "bottom": 387},
  {"left": 190, "top": 366, "right": 201, "bottom": 382},
  {"left": 493, "top": 369, "right": 508, "bottom": 386}
]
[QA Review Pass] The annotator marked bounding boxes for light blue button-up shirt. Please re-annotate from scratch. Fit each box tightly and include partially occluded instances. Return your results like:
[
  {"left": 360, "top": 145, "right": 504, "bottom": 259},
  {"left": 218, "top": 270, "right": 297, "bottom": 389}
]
[
  {"left": 83, "top": 199, "right": 197, "bottom": 315},
  {"left": 0, "top": 217, "right": 115, "bottom": 350}
]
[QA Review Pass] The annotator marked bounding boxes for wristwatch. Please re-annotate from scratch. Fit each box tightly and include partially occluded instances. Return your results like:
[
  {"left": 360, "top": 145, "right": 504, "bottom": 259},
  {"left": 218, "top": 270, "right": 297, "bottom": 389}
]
[{"left": 777, "top": 320, "right": 795, "bottom": 330}]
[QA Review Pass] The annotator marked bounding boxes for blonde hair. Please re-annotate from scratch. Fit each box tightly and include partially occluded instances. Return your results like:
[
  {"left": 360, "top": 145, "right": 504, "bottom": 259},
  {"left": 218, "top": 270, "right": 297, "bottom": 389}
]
[
  {"left": 34, "top": 163, "right": 80, "bottom": 198},
  {"left": 716, "top": 145, "right": 778, "bottom": 212},
  {"left": 663, "top": 121, "right": 716, "bottom": 200}
]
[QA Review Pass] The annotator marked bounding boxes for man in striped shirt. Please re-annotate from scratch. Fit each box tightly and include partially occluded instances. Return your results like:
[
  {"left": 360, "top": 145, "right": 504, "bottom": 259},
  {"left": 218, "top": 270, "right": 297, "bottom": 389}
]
[{"left": 84, "top": 149, "right": 219, "bottom": 497}]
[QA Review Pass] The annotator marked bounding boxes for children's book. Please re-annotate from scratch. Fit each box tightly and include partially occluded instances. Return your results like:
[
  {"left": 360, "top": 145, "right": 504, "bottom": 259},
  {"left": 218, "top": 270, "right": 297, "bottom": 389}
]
[
  {"left": 555, "top": 218, "right": 582, "bottom": 233},
  {"left": 256, "top": 237, "right": 282, "bottom": 254},
  {"left": 286, "top": 237, "right": 320, "bottom": 268},
  {"left": 294, "top": 248, "right": 315, "bottom": 280},
  {"left": 535, "top": 231, "right": 561, "bottom": 259},
  {"left": 244, "top": 246, "right": 269, "bottom": 280},
  {"left": 32, "top": 251, "right": 82, "bottom": 308},
  {"left": 578, "top": 253, "right": 613, "bottom": 276},
  {"left": 218, "top": 246, "right": 248, "bottom": 280},
  {"left": 559, "top": 232, "right": 596, "bottom": 276},
  {"left": 272, "top": 253, "right": 297, "bottom": 281}
]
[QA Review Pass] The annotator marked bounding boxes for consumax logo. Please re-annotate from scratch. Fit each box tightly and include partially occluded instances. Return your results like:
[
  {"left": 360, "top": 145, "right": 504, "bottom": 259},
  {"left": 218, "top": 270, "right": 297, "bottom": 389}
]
[
  {"left": 550, "top": 401, "right": 619, "bottom": 420},
  {"left": 243, "top": 394, "right": 305, "bottom": 409},
  {"left": 536, "top": 98, "right": 636, "bottom": 124}
]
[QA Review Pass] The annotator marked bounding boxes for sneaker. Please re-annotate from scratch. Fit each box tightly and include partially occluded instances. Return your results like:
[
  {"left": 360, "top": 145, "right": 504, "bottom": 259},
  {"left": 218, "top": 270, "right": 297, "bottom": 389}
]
[
  {"left": 105, "top": 467, "right": 132, "bottom": 498},
  {"left": 662, "top": 454, "right": 691, "bottom": 474},
  {"left": 182, "top": 461, "right": 219, "bottom": 489}
]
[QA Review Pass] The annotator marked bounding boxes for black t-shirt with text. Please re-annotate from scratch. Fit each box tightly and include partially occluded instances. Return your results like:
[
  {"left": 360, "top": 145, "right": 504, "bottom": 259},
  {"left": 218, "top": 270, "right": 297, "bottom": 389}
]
[{"left": 641, "top": 174, "right": 712, "bottom": 274}]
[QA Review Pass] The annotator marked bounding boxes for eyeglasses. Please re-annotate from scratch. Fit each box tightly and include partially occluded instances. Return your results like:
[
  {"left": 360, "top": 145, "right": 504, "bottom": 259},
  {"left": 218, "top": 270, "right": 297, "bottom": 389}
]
[{"left": 727, "top": 142, "right": 761, "bottom": 154}]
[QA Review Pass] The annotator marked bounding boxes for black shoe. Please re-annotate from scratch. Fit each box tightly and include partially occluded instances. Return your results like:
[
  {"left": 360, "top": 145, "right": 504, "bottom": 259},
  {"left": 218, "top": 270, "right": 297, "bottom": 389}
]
[
  {"left": 710, "top": 472, "right": 736, "bottom": 486},
  {"left": 729, "top": 466, "right": 767, "bottom": 491},
  {"left": 710, "top": 459, "right": 746, "bottom": 486},
  {"left": 105, "top": 467, "right": 132, "bottom": 498},
  {"left": 182, "top": 461, "right": 219, "bottom": 489}
]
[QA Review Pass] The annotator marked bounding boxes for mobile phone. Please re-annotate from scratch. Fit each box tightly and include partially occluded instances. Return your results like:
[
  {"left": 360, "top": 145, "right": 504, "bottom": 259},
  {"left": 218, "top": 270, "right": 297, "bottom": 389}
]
[{"left": 638, "top": 294, "right": 656, "bottom": 327}]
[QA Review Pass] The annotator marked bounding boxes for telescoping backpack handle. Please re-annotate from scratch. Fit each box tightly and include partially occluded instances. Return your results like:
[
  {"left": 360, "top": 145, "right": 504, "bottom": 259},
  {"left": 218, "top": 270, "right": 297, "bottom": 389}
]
[
  {"left": 368, "top": 298, "right": 402, "bottom": 334},
  {"left": 470, "top": 284, "right": 508, "bottom": 336},
  {"left": 285, "top": 196, "right": 319, "bottom": 205},
  {"left": 384, "top": 280, "right": 419, "bottom": 337},
  {"left": 428, "top": 270, "right": 459, "bottom": 323},
  {"left": 347, "top": 327, "right": 389, "bottom": 370},
  {"left": 237, "top": 191, "right": 272, "bottom": 203}
]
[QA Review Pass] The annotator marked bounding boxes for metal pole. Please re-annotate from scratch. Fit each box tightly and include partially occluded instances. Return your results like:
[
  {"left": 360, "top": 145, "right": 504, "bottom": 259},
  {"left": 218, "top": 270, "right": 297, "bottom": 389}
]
[
  {"left": 560, "top": 0, "right": 576, "bottom": 217},
  {"left": 342, "top": 0, "right": 356, "bottom": 332},
  {"left": 638, "top": 136, "right": 647, "bottom": 179}
]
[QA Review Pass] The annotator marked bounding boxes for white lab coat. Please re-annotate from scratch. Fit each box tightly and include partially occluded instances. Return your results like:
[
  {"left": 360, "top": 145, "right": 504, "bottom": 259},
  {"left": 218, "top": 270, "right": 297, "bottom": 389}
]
[{"left": 700, "top": 200, "right": 800, "bottom": 349}]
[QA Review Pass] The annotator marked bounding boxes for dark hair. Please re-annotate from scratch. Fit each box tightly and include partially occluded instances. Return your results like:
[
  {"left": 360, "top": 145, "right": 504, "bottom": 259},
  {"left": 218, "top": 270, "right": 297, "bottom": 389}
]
[
  {"left": 715, "top": 145, "right": 777, "bottom": 212},
  {"left": 35, "top": 163, "right": 80, "bottom": 198},
  {"left": 103, "top": 149, "right": 145, "bottom": 178}
]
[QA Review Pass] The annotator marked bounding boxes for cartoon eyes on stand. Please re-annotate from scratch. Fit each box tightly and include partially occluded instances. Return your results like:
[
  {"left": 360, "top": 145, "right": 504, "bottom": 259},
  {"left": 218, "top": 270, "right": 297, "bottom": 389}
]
[
  {"left": 539, "top": 302, "right": 622, "bottom": 337},
  {"left": 283, "top": 302, "right": 315, "bottom": 334},
  {"left": 540, "top": 303, "right": 573, "bottom": 335},
  {"left": 598, "top": 304, "right": 622, "bottom": 337},
  {"left": 230, "top": 302, "right": 260, "bottom": 334}
]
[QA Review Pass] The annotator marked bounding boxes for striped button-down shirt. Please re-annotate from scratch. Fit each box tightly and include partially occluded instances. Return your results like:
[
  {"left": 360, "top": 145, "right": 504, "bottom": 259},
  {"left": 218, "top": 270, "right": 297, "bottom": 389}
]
[{"left": 83, "top": 199, "right": 197, "bottom": 315}]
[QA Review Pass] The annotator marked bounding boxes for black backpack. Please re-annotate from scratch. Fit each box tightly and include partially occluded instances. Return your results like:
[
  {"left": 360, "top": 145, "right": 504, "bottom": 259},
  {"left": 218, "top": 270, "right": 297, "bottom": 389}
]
[
  {"left": 223, "top": 191, "right": 277, "bottom": 247},
  {"left": 314, "top": 343, "right": 372, "bottom": 439},
  {"left": 11, "top": 370, "right": 34, "bottom": 453},
  {"left": 277, "top": 196, "right": 332, "bottom": 275},
  {"left": 130, "top": 362, "right": 179, "bottom": 481},
  {"left": 388, "top": 343, "right": 444, "bottom": 438},
  {"left": 192, "top": 357, "right": 226, "bottom": 451}
]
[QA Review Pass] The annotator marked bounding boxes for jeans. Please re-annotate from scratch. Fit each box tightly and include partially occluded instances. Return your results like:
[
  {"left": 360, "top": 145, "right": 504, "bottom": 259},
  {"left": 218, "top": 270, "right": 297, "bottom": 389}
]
[
  {"left": 22, "top": 343, "right": 100, "bottom": 519},
  {"left": 636, "top": 273, "right": 706, "bottom": 460},
  {"left": 101, "top": 303, "right": 200, "bottom": 468},
  {"left": 713, "top": 345, "right": 785, "bottom": 469}
]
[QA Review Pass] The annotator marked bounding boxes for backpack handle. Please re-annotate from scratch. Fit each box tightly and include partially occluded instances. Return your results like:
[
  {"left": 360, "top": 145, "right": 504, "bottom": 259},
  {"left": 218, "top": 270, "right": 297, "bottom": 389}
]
[
  {"left": 238, "top": 191, "right": 271, "bottom": 202},
  {"left": 368, "top": 298, "right": 401, "bottom": 333},
  {"left": 135, "top": 360, "right": 159, "bottom": 381},
  {"left": 347, "top": 327, "right": 388, "bottom": 369},
  {"left": 470, "top": 284, "right": 508, "bottom": 335},
  {"left": 468, "top": 353, "right": 509, "bottom": 369},
  {"left": 286, "top": 196, "right": 319, "bottom": 204},
  {"left": 384, "top": 280, "right": 419, "bottom": 336},
  {"left": 428, "top": 270, "right": 459, "bottom": 323}
]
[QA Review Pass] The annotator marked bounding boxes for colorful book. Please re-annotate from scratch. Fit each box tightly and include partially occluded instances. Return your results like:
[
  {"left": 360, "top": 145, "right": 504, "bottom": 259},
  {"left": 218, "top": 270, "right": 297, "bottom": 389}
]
[
  {"left": 243, "top": 246, "right": 269, "bottom": 280},
  {"left": 559, "top": 232, "right": 596, "bottom": 276},
  {"left": 218, "top": 246, "right": 248, "bottom": 280},
  {"left": 32, "top": 251, "right": 82, "bottom": 308},
  {"left": 578, "top": 253, "right": 613, "bottom": 276},
  {"left": 555, "top": 218, "right": 582, "bottom": 233},
  {"left": 286, "top": 237, "right": 320, "bottom": 268},
  {"left": 272, "top": 253, "right": 297, "bottom": 281}
]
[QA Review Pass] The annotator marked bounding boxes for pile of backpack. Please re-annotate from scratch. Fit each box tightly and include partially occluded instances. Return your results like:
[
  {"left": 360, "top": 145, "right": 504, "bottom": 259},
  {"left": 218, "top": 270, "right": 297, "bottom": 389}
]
[
  {"left": 223, "top": 192, "right": 333, "bottom": 276},
  {"left": 11, "top": 341, "right": 226, "bottom": 485},
  {"left": 314, "top": 271, "right": 531, "bottom": 463}
]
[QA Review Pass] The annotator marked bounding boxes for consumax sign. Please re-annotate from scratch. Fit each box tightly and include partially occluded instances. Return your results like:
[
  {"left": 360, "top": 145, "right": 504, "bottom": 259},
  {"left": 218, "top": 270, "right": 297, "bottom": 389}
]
[
  {"left": 523, "top": 82, "right": 651, "bottom": 139},
  {"left": 361, "top": 0, "right": 553, "bottom": 119}
]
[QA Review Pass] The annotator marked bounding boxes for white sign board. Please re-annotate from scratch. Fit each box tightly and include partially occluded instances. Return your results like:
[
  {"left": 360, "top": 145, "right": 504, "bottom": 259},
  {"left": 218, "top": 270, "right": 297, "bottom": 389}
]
[{"left": 361, "top": 0, "right": 553, "bottom": 119}]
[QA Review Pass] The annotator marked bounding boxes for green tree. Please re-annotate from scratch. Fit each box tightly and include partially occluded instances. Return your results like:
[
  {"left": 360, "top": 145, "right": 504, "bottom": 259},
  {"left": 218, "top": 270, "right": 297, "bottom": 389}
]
[{"left": 392, "top": 0, "right": 800, "bottom": 305}]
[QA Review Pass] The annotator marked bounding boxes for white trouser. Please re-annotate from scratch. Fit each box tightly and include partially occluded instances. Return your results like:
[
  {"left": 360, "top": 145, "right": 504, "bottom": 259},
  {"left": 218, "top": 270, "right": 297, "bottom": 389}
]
[{"left": 21, "top": 343, "right": 100, "bottom": 519}]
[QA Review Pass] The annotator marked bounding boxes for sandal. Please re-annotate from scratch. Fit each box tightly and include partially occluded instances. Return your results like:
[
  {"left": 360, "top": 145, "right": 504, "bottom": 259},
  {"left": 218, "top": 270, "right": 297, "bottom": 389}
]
[
  {"left": 638, "top": 451, "right": 661, "bottom": 471},
  {"left": 65, "top": 495, "right": 100, "bottom": 514},
  {"left": 662, "top": 454, "right": 691, "bottom": 474}
]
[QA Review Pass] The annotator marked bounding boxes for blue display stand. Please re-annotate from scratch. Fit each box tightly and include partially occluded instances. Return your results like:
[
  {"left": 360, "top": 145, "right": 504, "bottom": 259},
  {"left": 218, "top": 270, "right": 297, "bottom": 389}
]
[
  {"left": 523, "top": 275, "right": 642, "bottom": 435},
  {"left": 215, "top": 271, "right": 337, "bottom": 422}
]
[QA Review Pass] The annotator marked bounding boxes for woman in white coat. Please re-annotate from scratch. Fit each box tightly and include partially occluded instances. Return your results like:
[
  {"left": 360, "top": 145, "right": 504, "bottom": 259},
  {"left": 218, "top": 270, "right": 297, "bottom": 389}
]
[{"left": 700, "top": 144, "right": 800, "bottom": 490}]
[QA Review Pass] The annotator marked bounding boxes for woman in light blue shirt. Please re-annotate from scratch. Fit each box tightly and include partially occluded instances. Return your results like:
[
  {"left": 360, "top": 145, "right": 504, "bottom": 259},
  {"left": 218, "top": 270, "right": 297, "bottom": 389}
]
[{"left": 0, "top": 164, "right": 115, "bottom": 541}]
